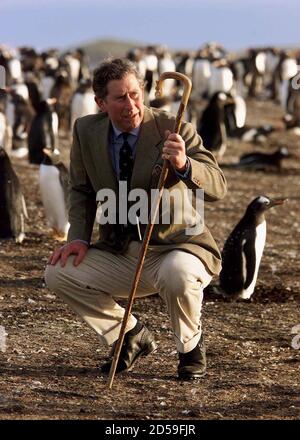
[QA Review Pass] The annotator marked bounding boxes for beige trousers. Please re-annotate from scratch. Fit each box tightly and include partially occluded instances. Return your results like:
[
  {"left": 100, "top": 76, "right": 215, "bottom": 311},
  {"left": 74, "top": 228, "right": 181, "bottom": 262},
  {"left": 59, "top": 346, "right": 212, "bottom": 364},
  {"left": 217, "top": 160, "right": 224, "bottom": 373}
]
[{"left": 44, "top": 241, "right": 212, "bottom": 353}]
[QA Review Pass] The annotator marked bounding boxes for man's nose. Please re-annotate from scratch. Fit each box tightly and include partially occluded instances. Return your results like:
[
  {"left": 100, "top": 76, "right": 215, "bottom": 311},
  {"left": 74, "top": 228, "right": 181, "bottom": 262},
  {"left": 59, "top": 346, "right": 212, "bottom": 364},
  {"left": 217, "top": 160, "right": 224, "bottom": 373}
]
[{"left": 124, "top": 95, "right": 135, "bottom": 109}]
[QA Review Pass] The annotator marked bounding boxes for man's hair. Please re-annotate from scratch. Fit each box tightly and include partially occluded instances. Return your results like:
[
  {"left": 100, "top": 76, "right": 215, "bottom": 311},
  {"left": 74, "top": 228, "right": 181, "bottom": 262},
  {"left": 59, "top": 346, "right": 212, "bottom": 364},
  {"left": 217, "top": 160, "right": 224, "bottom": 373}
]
[{"left": 92, "top": 58, "right": 144, "bottom": 99}]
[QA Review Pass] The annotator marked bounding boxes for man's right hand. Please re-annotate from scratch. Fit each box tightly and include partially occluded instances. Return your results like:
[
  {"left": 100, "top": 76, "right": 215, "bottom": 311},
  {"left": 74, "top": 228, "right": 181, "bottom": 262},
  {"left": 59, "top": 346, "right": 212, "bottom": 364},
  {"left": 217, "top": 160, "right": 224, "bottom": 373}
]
[{"left": 48, "top": 240, "right": 89, "bottom": 267}]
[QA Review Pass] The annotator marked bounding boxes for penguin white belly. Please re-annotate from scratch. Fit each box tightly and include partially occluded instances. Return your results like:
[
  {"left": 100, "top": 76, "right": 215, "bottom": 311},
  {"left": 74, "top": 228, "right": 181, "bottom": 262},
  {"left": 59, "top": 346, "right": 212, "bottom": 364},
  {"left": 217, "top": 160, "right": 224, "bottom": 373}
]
[
  {"left": 144, "top": 54, "right": 158, "bottom": 72},
  {"left": 280, "top": 80, "right": 290, "bottom": 111},
  {"left": 82, "top": 93, "right": 98, "bottom": 116},
  {"left": 193, "top": 60, "right": 211, "bottom": 96},
  {"left": 0, "top": 113, "right": 6, "bottom": 146},
  {"left": 71, "top": 94, "right": 84, "bottom": 129},
  {"left": 12, "top": 83, "right": 29, "bottom": 101},
  {"left": 137, "top": 59, "right": 146, "bottom": 79},
  {"left": 8, "top": 58, "right": 22, "bottom": 81},
  {"left": 240, "top": 220, "right": 266, "bottom": 299},
  {"left": 39, "top": 164, "right": 69, "bottom": 234},
  {"left": 6, "top": 100, "right": 15, "bottom": 128},
  {"left": 158, "top": 59, "right": 176, "bottom": 97},
  {"left": 71, "top": 93, "right": 97, "bottom": 129},
  {"left": 255, "top": 52, "right": 266, "bottom": 74},
  {"left": 281, "top": 59, "right": 298, "bottom": 81},
  {"left": 51, "top": 112, "right": 59, "bottom": 136},
  {"left": 185, "top": 58, "right": 194, "bottom": 77},
  {"left": 67, "top": 57, "right": 80, "bottom": 85},
  {"left": 234, "top": 95, "right": 247, "bottom": 128},
  {"left": 209, "top": 67, "right": 233, "bottom": 95}
]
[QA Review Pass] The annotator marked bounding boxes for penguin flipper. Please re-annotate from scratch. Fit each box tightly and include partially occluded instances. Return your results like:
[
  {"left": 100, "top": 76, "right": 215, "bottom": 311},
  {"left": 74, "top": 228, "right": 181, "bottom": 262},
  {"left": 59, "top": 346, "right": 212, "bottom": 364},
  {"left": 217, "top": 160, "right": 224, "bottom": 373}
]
[
  {"left": 21, "top": 194, "right": 29, "bottom": 219},
  {"left": 7, "top": 173, "right": 26, "bottom": 242},
  {"left": 242, "top": 237, "right": 257, "bottom": 291}
]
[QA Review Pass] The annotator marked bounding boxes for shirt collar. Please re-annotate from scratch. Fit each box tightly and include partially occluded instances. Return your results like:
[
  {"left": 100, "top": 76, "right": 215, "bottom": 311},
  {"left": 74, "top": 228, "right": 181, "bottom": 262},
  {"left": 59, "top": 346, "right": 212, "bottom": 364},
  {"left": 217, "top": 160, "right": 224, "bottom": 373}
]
[{"left": 111, "top": 122, "right": 141, "bottom": 139}]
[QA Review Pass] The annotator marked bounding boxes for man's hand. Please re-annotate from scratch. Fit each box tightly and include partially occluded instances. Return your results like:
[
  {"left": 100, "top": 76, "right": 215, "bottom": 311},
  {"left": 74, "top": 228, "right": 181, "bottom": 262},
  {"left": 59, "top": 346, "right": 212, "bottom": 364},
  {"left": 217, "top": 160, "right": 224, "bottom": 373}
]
[
  {"left": 162, "top": 130, "right": 187, "bottom": 172},
  {"left": 48, "top": 240, "right": 88, "bottom": 267}
]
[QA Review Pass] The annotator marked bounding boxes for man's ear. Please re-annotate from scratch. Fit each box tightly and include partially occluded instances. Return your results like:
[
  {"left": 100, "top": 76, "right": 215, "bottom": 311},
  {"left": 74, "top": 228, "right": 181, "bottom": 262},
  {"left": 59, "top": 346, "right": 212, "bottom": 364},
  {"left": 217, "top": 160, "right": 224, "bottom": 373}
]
[{"left": 94, "top": 96, "right": 106, "bottom": 112}]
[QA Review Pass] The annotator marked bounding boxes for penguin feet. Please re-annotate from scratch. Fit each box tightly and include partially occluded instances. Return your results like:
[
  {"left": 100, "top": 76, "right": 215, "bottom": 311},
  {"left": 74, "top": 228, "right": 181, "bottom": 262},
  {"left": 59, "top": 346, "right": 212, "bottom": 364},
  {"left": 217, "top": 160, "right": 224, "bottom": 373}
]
[
  {"left": 15, "top": 233, "right": 25, "bottom": 244},
  {"left": 52, "top": 229, "right": 67, "bottom": 242}
]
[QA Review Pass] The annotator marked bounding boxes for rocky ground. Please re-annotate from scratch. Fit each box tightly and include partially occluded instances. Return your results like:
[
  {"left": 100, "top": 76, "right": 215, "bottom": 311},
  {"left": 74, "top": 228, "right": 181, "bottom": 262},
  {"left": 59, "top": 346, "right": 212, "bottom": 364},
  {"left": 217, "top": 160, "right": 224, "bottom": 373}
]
[{"left": 0, "top": 98, "right": 299, "bottom": 420}]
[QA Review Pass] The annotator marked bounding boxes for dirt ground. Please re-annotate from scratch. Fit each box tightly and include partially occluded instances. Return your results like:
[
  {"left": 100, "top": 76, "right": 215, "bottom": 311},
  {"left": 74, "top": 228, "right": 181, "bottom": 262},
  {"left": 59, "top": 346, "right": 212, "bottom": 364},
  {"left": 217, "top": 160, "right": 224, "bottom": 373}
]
[{"left": 0, "top": 99, "right": 299, "bottom": 420}]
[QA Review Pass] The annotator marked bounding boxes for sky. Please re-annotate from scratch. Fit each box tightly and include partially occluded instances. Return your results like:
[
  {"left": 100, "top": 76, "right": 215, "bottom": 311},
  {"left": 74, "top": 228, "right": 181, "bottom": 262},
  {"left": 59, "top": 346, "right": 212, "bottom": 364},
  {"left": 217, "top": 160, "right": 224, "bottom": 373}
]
[{"left": 0, "top": 0, "right": 299, "bottom": 52}]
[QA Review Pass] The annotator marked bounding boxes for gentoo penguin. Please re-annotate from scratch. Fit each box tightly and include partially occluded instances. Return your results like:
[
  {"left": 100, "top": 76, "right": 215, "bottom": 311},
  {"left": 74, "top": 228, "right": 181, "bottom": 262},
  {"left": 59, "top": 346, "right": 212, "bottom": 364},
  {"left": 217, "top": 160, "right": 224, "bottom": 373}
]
[
  {"left": 208, "top": 59, "right": 234, "bottom": 97},
  {"left": 70, "top": 79, "right": 98, "bottom": 130},
  {"left": 28, "top": 98, "right": 58, "bottom": 165},
  {"left": 0, "top": 147, "right": 28, "bottom": 243},
  {"left": 0, "top": 89, "right": 12, "bottom": 152},
  {"left": 6, "top": 90, "right": 31, "bottom": 158},
  {"left": 197, "top": 92, "right": 234, "bottom": 159},
  {"left": 223, "top": 93, "right": 275, "bottom": 143},
  {"left": 236, "top": 146, "right": 291, "bottom": 171},
  {"left": 39, "top": 148, "right": 69, "bottom": 240},
  {"left": 219, "top": 196, "right": 286, "bottom": 300}
]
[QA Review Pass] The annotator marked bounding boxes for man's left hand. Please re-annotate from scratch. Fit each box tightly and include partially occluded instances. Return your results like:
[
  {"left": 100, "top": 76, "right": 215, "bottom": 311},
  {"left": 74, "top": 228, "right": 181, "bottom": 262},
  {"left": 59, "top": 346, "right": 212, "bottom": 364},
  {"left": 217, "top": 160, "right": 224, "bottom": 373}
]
[{"left": 163, "top": 130, "right": 187, "bottom": 172}]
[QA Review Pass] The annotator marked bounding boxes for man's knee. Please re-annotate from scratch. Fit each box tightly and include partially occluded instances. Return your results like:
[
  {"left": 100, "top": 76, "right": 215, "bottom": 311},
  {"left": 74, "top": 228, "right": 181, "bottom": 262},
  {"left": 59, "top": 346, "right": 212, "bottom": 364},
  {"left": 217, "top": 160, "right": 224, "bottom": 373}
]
[
  {"left": 156, "top": 251, "right": 211, "bottom": 296},
  {"left": 44, "top": 264, "right": 60, "bottom": 292},
  {"left": 157, "top": 253, "right": 197, "bottom": 294}
]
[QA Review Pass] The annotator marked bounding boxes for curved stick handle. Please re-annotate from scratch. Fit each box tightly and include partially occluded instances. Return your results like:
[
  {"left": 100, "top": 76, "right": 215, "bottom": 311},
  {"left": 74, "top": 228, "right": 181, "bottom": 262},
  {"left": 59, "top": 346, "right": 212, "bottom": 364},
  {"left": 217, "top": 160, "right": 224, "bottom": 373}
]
[{"left": 155, "top": 71, "right": 192, "bottom": 134}]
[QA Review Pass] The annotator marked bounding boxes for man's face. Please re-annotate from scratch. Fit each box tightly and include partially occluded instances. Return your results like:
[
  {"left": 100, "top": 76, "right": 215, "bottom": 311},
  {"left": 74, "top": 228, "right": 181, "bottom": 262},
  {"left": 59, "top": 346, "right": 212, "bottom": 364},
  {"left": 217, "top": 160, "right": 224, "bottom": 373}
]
[{"left": 95, "top": 73, "right": 144, "bottom": 132}]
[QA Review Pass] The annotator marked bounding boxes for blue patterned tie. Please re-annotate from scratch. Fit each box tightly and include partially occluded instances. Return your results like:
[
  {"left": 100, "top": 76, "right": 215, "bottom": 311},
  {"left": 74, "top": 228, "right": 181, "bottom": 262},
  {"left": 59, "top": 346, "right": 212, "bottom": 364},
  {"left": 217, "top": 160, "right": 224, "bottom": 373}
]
[{"left": 119, "top": 132, "right": 134, "bottom": 184}]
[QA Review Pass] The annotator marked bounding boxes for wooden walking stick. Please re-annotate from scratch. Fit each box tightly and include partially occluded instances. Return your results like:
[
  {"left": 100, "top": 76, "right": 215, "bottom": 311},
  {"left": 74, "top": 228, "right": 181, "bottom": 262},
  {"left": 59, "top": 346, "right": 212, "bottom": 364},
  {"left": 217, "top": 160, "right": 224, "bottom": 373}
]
[{"left": 107, "top": 72, "right": 192, "bottom": 389}]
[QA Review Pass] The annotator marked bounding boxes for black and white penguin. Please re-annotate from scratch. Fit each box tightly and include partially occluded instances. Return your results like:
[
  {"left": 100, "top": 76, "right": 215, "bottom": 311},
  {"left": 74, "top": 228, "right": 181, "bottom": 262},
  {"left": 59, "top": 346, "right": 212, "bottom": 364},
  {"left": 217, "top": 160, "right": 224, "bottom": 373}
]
[
  {"left": 238, "top": 124, "right": 274, "bottom": 144},
  {"left": 219, "top": 196, "right": 286, "bottom": 300},
  {"left": 197, "top": 92, "right": 234, "bottom": 159},
  {"left": 70, "top": 79, "right": 98, "bottom": 130},
  {"left": 6, "top": 90, "right": 32, "bottom": 158},
  {"left": 39, "top": 148, "right": 69, "bottom": 240},
  {"left": 0, "top": 147, "right": 28, "bottom": 243},
  {"left": 0, "top": 89, "right": 11, "bottom": 152},
  {"left": 223, "top": 95, "right": 275, "bottom": 144},
  {"left": 236, "top": 146, "right": 291, "bottom": 171},
  {"left": 28, "top": 98, "right": 58, "bottom": 165}
]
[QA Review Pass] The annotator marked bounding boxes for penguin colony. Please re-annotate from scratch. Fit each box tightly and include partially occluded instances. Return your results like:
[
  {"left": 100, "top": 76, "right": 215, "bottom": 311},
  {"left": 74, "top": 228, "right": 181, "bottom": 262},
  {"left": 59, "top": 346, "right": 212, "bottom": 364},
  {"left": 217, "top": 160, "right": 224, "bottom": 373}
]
[{"left": 0, "top": 41, "right": 298, "bottom": 301}]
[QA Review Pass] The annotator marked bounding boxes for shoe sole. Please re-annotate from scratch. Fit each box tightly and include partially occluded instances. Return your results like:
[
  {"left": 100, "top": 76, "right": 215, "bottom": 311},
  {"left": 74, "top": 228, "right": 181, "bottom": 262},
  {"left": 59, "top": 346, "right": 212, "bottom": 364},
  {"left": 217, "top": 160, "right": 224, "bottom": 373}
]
[{"left": 177, "top": 371, "right": 207, "bottom": 381}]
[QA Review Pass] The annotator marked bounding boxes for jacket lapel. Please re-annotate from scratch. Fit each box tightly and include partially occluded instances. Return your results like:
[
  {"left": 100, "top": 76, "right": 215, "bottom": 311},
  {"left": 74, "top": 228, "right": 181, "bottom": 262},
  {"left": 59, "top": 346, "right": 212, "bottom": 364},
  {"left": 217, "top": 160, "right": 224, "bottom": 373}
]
[
  {"left": 89, "top": 114, "right": 118, "bottom": 193},
  {"left": 131, "top": 106, "right": 163, "bottom": 192}
]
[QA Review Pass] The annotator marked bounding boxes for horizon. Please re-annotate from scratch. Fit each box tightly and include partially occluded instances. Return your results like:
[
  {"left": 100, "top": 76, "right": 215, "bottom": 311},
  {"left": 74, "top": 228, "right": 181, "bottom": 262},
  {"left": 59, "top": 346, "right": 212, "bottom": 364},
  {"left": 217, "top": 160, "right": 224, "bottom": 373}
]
[{"left": 1, "top": 0, "right": 300, "bottom": 52}]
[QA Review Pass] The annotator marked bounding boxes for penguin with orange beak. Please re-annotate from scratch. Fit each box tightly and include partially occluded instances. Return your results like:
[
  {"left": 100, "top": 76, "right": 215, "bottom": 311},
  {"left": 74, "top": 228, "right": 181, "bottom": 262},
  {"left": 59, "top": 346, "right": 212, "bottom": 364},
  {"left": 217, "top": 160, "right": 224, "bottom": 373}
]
[{"left": 219, "top": 196, "right": 287, "bottom": 300}]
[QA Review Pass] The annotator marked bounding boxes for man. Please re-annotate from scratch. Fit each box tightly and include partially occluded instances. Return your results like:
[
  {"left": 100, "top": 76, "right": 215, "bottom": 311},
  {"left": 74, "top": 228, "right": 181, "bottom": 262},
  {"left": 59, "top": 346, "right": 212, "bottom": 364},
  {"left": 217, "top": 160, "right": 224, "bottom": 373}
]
[{"left": 45, "top": 58, "right": 227, "bottom": 380}]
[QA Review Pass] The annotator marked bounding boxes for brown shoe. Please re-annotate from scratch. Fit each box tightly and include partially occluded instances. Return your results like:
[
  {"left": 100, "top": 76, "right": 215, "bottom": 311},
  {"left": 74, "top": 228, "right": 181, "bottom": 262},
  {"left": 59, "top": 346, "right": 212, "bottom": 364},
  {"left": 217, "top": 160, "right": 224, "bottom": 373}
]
[
  {"left": 177, "top": 334, "right": 206, "bottom": 380},
  {"left": 101, "top": 325, "right": 157, "bottom": 374}
]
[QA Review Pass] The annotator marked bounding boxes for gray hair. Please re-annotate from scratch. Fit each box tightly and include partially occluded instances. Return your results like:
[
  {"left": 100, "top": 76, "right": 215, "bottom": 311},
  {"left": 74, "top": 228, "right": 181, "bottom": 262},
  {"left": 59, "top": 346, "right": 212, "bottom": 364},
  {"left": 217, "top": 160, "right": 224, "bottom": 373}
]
[{"left": 92, "top": 58, "right": 144, "bottom": 99}]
